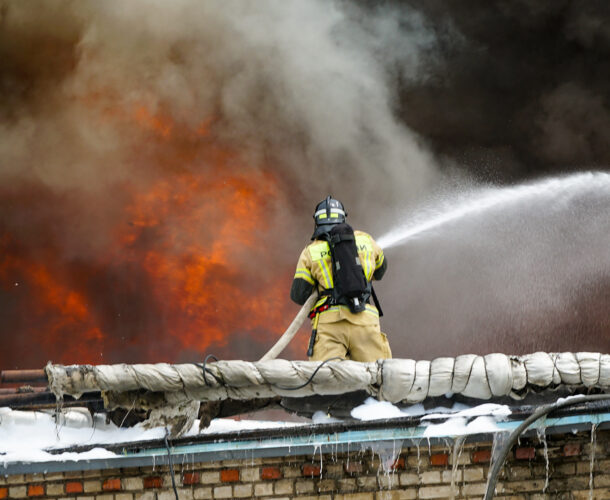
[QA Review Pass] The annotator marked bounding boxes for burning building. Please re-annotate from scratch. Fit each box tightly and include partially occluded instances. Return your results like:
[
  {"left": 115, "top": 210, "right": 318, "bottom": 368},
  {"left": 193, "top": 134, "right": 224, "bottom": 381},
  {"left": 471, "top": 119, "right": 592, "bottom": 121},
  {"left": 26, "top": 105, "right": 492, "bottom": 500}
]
[
  {"left": 1, "top": 0, "right": 609, "bottom": 368},
  {"left": 1, "top": 1, "right": 610, "bottom": 497}
]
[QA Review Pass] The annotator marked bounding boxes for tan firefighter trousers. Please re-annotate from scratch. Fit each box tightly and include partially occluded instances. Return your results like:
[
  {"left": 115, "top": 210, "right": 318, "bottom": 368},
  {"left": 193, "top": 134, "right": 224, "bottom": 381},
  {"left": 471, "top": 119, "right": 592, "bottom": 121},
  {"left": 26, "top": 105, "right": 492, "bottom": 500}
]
[{"left": 308, "top": 320, "right": 392, "bottom": 362}]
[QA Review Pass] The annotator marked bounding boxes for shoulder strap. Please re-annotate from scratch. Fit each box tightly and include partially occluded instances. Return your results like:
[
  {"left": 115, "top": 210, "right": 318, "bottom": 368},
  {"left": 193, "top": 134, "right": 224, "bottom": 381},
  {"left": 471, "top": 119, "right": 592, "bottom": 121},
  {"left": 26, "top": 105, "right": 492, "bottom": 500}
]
[{"left": 370, "top": 285, "right": 383, "bottom": 317}]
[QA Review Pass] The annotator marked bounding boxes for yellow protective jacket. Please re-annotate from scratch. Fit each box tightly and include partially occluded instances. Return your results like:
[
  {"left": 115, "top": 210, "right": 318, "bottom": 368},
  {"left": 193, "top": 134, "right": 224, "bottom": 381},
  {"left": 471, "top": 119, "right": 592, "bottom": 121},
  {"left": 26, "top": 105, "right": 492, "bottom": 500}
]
[{"left": 290, "top": 230, "right": 386, "bottom": 325}]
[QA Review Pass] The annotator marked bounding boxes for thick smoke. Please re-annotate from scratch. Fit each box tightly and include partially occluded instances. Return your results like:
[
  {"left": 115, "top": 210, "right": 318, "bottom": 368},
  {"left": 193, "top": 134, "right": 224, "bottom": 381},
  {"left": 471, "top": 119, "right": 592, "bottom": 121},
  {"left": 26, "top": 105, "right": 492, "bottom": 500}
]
[
  {"left": 0, "top": 0, "right": 608, "bottom": 367},
  {"left": 398, "top": 0, "right": 610, "bottom": 180},
  {"left": 0, "top": 0, "right": 440, "bottom": 259},
  {"left": 1, "top": 1, "right": 437, "bottom": 208},
  {"left": 0, "top": 0, "right": 438, "bottom": 367}
]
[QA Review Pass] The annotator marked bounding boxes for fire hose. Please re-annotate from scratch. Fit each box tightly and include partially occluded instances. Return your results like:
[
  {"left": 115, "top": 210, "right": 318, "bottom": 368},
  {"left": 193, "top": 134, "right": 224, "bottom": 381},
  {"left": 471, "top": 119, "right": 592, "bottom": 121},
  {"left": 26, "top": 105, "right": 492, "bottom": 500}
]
[{"left": 258, "top": 292, "right": 318, "bottom": 361}]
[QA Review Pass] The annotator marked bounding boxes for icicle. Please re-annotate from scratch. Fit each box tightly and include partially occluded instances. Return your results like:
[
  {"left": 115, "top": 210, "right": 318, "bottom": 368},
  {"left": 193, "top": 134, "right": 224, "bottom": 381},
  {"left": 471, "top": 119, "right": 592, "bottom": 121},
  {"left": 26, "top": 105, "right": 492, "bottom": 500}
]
[
  {"left": 346, "top": 440, "right": 351, "bottom": 470},
  {"left": 450, "top": 436, "right": 466, "bottom": 500},
  {"left": 363, "top": 439, "right": 403, "bottom": 488},
  {"left": 319, "top": 443, "right": 324, "bottom": 478},
  {"left": 537, "top": 427, "right": 549, "bottom": 492},
  {"left": 389, "top": 439, "right": 401, "bottom": 488},
  {"left": 589, "top": 423, "right": 597, "bottom": 500}
]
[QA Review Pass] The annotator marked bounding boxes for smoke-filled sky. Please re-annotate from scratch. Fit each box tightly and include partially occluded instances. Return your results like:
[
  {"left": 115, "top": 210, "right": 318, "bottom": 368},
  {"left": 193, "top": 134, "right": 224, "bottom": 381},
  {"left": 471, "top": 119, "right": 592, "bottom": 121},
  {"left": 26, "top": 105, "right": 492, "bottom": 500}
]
[{"left": 0, "top": 0, "right": 608, "bottom": 369}]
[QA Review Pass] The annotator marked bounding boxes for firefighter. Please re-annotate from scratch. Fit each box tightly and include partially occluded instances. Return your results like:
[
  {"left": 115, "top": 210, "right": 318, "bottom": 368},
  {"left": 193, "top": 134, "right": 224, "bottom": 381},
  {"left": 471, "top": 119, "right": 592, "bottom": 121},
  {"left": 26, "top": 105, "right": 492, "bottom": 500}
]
[{"left": 290, "top": 196, "right": 391, "bottom": 362}]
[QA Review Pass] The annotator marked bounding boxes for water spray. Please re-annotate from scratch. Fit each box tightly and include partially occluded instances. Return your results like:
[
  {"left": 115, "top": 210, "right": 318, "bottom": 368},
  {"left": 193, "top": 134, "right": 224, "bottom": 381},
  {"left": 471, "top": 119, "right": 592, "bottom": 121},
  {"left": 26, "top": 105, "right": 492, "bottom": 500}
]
[{"left": 377, "top": 171, "right": 610, "bottom": 250}]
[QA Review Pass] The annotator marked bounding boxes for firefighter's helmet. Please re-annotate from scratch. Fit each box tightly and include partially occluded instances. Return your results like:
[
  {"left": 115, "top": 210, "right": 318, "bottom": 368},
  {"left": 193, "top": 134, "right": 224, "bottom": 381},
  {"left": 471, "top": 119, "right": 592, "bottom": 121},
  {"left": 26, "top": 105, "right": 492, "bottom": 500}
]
[{"left": 312, "top": 195, "right": 347, "bottom": 239}]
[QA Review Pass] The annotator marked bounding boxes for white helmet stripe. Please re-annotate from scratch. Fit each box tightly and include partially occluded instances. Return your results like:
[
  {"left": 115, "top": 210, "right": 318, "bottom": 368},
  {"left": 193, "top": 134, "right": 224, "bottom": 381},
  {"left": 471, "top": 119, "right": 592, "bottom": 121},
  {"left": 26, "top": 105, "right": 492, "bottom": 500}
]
[{"left": 314, "top": 208, "right": 345, "bottom": 217}]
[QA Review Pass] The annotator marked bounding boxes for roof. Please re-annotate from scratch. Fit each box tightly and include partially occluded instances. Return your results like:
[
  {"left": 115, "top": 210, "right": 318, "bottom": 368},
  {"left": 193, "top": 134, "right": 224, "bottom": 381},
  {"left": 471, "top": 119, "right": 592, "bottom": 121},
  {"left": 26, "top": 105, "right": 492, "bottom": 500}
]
[{"left": 2, "top": 398, "right": 610, "bottom": 476}]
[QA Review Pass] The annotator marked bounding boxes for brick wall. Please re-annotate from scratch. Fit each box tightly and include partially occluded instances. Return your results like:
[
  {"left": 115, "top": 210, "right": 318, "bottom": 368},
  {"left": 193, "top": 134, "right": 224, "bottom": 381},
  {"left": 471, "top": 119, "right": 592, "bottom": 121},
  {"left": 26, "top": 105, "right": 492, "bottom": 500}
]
[{"left": 1, "top": 430, "right": 608, "bottom": 499}]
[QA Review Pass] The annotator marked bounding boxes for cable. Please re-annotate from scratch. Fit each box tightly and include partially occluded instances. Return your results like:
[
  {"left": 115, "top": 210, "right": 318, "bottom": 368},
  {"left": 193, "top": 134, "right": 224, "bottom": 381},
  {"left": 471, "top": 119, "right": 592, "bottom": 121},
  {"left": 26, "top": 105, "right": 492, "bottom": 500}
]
[
  {"left": 193, "top": 354, "right": 221, "bottom": 386},
  {"left": 201, "top": 354, "right": 219, "bottom": 386},
  {"left": 164, "top": 429, "right": 180, "bottom": 500},
  {"left": 274, "top": 357, "right": 343, "bottom": 391},
  {"left": 484, "top": 393, "right": 610, "bottom": 500},
  {"left": 118, "top": 396, "right": 137, "bottom": 428}
]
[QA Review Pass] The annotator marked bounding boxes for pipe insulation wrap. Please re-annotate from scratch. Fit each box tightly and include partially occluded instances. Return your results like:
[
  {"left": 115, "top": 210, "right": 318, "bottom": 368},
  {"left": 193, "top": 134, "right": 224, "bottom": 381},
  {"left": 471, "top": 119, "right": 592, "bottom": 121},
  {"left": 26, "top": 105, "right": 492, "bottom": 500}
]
[{"left": 46, "top": 352, "right": 610, "bottom": 404}]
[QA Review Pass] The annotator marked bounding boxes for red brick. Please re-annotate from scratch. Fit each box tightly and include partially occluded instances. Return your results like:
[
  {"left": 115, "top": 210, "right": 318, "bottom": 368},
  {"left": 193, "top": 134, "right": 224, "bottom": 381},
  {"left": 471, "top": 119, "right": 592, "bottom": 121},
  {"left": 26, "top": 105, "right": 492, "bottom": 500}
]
[
  {"left": 261, "top": 467, "right": 282, "bottom": 480},
  {"left": 27, "top": 485, "right": 44, "bottom": 497},
  {"left": 182, "top": 472, "right": 200, "bottom": 485},
  {"left": 391, "top": 457, "right": 405, "bottom": 470},
  {"left": 515, "top": 447, "right": 536, "bottom": 460},
  {"left": 102, "top": 478, "right": 122, "bottom": 491},
  {"left": 303, "top": 464, "right": 322, "bottom": 477},
  {"left": 65, "top": 481, "right": 83, "bottom": 494},
  {"left": 0, "top": 487, "right": 7, "bottom": 499},
  {"left": 430, "top": 453, "right": 449, "bottom": 466},
  {"left": 344, "top": 462, "right": 363, "bottom": 474},
  {"left": 220, "top": 469, "right": 239, "bottom": 482},
  {"left": 144, "top": 476, "right": 163, "bottom": 489},
  {"left": 563, "top": 443, "right": 581, "bottom": 457},
  {"left": 473, "top": 450, "right": 492, "bottom": 463}
]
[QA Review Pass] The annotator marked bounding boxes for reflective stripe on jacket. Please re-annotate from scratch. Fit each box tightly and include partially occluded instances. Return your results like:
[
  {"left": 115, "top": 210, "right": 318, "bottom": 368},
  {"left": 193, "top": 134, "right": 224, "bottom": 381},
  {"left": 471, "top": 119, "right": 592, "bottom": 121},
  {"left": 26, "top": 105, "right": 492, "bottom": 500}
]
[{"left": 292, "top": 230, "right": 385, "bottom": 326}]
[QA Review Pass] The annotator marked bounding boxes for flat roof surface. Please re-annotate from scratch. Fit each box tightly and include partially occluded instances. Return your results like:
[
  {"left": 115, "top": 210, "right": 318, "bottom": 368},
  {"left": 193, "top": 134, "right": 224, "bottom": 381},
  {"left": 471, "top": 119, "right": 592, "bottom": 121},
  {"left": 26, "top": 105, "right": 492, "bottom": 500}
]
[{"left": 2, "top": 399, "right": 609, "bottom": 476}]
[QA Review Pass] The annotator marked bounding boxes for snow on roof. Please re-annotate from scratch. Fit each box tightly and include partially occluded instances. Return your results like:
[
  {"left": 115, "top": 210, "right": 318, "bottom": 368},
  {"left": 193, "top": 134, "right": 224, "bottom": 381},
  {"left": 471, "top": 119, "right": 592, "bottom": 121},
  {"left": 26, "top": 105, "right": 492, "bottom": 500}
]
[
  {"left": 2, "top": 398, "right": 609, "bottom": 476},
  {"left": 1, "top": 399, "right": 506, "bottom": 468},
  {"left": 0, "top": 406, "right": 300, "bottom": 466}
]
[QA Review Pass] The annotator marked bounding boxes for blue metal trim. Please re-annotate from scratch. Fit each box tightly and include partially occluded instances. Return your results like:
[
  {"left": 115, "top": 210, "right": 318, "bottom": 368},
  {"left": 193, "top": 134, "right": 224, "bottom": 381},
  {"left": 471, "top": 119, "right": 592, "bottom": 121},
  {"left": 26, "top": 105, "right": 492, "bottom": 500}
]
[{"left": 2, "top": 412, "right": 609, "bottom": 476}]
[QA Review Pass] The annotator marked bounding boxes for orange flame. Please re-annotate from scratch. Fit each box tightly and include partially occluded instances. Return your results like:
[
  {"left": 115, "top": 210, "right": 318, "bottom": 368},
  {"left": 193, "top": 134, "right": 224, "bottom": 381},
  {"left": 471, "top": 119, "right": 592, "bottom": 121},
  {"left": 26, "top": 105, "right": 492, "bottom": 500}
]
[
  {"left": 0, "top": 254, "right": 105, "bottom": 364},
  {"left": 118, "top": 169, "right": 290, "bottom": 355},
  {"left": 0, "top": 106, "right": 299, "bottom": 368}
]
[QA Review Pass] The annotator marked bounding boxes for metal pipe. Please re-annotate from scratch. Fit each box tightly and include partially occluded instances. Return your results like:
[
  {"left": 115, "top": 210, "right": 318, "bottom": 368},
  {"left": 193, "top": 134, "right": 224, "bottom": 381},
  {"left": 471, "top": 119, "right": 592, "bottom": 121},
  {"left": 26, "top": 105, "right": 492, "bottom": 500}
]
[
  {"left": 0, "top": 386, "right": 48, "bottom": 395},
  {"left": 0, "top": 391, "right": 102, "bottom": 408},
  {"left": 0, "top": 369, "right": 47, "bottom": 384},
  {"left": 484, "top": 394, "right": 610, "bottom": 500},
  {"left": 21, "top": 400, "right": 106, "bottom": 411},
  {"left": 0, "top": 391, "right": 53, "bottom": 405}
]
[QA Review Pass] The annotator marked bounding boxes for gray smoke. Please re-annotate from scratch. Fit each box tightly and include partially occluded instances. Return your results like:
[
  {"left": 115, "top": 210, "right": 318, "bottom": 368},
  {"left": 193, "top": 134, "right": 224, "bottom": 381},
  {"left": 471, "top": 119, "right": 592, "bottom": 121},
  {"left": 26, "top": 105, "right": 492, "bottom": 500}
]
[{"left": 0, "top": 1, "right": 439, "bottom": 212}]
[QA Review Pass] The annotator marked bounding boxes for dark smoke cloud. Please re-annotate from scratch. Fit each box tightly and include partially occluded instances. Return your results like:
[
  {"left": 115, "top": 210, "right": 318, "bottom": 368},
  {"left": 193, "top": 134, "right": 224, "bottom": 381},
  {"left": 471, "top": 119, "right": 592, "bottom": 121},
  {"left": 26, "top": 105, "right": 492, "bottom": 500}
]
[
  {"left": 0, "top": 0, "right": 608, "bottom": 367},
  {"left": 377, "top": 0, "right": 610, "bottom": 357},
  {"left": 397, "top": 0, "right": 610, "bottom": 180}
]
